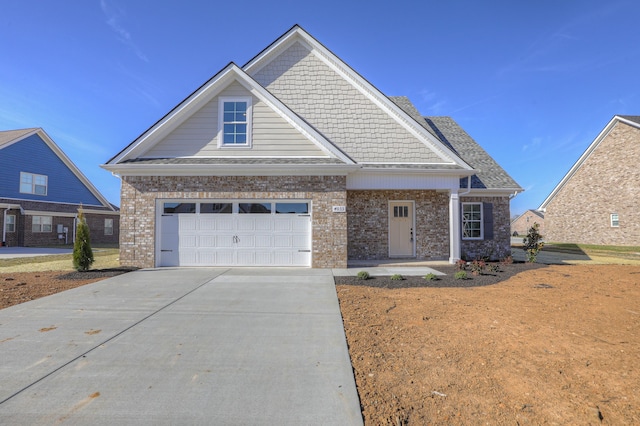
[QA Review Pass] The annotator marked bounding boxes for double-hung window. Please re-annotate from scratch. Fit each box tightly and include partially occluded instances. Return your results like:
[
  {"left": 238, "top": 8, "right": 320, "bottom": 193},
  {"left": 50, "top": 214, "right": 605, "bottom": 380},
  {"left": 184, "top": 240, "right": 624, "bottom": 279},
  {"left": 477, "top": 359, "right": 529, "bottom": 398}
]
[
  {"left": 6, "top": 215, "right": 16, "bottom": 232},
  {"left": 610, "top": 213, "right": 619, "bottom": 227},
  {"left": 462, "top": 203, "right": 483, "bottom": 240},
  {"left": 219, "top": 97, "right": 252, "bottom": 147},
  {"left": 20, "top": 172, "right": 48, "bottom": 196},
  {"left": 105, "top": 218, "right": 114, "bottom": 235},
  {"left": 32, "top": 216, "right": 52, "bottom": 233}
]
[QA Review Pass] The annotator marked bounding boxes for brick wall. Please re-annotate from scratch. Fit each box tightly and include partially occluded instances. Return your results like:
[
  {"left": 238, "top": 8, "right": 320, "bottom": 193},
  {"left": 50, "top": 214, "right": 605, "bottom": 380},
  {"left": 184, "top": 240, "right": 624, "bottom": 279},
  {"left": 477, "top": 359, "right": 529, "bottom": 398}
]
[
  {"left": 545, "top": 121, "right": 640, "bottom": 245},
  {"left": 119, "top": 175, "right": 347, "bottom": 268},
  {"left": 511, "top": 211, "right": 545, "bottom": 237},
  {"left": 460, "top": 196, "right": 512, "bottom": 261},
  {"left": 347, "top": 190, "right": 450, "bottom": 260}
]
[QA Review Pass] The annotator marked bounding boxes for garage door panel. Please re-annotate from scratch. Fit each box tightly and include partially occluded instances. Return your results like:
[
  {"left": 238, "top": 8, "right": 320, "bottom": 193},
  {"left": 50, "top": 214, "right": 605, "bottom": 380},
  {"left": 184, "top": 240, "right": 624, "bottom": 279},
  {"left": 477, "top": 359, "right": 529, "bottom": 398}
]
[{"left": 160, "top": 202, "right": 311, "bottom": 267}]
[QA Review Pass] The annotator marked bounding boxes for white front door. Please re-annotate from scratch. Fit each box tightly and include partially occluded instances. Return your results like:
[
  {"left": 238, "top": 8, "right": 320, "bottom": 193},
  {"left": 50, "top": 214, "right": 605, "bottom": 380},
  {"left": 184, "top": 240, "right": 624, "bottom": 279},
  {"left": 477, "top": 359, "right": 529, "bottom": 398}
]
[{"left": 389, "top": 201, "right": 414, "bottom": 257}]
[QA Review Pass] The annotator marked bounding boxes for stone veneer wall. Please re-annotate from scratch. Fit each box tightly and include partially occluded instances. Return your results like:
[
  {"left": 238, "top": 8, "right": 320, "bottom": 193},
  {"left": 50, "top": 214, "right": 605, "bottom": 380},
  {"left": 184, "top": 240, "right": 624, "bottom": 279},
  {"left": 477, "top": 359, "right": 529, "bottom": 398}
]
[
  {"left": 119, "top": 175, "right": 347, "bottom": 268},
  {"left": 460, "top": 196, "right": 512, "bottom": 261},
  {"left": 347, "top": 190, "right": 450, "bottom": 260},
  {"left": 545, "top": 121, "right": 640, "bottom": 246}
]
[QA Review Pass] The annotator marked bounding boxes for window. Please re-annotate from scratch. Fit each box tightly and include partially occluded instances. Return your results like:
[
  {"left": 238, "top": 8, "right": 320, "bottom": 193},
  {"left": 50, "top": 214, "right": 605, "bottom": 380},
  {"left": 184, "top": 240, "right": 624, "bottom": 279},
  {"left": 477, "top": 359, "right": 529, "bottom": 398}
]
[
  {"left": 239, "top": 203, "right": 271, "bottom": 214},
  {"left": 219, "top": 97, "right": 252, "bottom": 147},
  {"left": 105, "top": 218, "right": 114, "bottom": 235},
  {"left": 20, "top": 172, "right": 48, "bottom": 195},
  {"left": 200, "top": 203, "right": 232, "bottom": 214},
  {"left": 32, "top": 216, "right": 52, "bottom": 233},
  {"left": 276, "top": 203, "right": 309, "bottom": 214},
  {"left": 393, "top": 206, "right": 409, "bottom": 218},
  {"left": 163, "top": 203, "right": 196, "bottom": 214},
  {"left": 611, "top": 213, "right": 619, "bottom": 227},
  {"left": 6, "top": 215, "right": 16, "bottom": 232},
  {"left": 462, "top": 203, "right": 483, "bottom": 240}
]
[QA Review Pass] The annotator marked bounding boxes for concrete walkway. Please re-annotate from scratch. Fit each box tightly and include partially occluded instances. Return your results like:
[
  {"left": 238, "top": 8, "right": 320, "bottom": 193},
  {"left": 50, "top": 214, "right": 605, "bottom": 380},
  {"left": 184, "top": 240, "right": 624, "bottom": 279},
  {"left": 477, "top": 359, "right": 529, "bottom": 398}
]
[{"left": 0, "top": 268, "right": 363, "bottom": 425}]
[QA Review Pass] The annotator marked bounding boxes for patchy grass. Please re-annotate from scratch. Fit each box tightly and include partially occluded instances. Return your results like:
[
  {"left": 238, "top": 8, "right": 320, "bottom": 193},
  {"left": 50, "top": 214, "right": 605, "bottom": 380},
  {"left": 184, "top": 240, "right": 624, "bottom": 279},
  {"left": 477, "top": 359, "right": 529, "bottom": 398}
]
[{"left": 0, "top": 249, "right": 120, "bottom": 273}]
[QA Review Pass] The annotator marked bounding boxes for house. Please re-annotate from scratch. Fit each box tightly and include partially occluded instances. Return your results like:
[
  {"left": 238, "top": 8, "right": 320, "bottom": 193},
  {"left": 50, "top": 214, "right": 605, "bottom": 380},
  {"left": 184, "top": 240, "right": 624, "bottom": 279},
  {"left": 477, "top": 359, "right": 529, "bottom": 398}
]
[
  {"left": 539, "top": 115, "right": 640, "bottom": 246},
  {"left": 511, "top": 210, "right": 545, "bottom": 236},
  {"left": 102, "top": 25, "right": 521, "bottom": 269},
  {"left": 0, "top": 128, "right": 119, "bottom": 247}
]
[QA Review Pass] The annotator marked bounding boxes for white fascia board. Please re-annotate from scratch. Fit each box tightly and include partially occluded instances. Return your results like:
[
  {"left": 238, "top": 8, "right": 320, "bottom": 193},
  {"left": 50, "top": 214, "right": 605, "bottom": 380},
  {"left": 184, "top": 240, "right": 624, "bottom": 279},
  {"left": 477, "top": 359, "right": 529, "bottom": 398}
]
[
  {"left": 461, "top": 189, "right": 523, "bottom": 197},
  {"left": 358, "top": 165, "right": 475, "bottom": 176},
  {"left": 30, "top": 129, "right": 116, "bottom": 212},
  {"left": 101, "top": 163, "right": 359, "bottom": 177},
  {"left": 244, "top": 26, "right": 472, "bottom": 170},
  {"left": 538, "top": 116, "right": 623, "bottom": 210}
]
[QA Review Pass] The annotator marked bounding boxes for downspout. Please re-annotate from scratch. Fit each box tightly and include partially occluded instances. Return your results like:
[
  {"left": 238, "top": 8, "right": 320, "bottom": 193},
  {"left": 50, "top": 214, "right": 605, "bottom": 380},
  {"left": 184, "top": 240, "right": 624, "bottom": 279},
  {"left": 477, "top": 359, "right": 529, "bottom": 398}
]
[
  {"left": 73, "top": 215, "right": 78, "bottom": 245},
  {"left": 2, "top": 208, "right": 6, "bottom": 246}
]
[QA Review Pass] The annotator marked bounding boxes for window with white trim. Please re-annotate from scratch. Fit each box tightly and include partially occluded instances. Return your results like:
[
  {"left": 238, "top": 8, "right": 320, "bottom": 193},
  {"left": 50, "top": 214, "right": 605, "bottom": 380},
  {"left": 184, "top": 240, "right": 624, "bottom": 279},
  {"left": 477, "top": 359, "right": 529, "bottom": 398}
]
[
  {"left": 462, "top": 203, "right": 483, "bottom": 240},
  {"left": 610, "top": 213, "right": 619, "bottom": 227},
  {"left": 6, "top": 215, "right": 16, "bottom": 232},
  {"left": 20, "top": 172, "right": 48, "bottom": 195},
  {"left": 219, "top": 97, "right": 252, "bottom": 147},
  {"left": 32, "top": 216, "right": 52, "bottom": 233},
  {"left": 105, "top": 218, "right": 114, "bottom": 235}
]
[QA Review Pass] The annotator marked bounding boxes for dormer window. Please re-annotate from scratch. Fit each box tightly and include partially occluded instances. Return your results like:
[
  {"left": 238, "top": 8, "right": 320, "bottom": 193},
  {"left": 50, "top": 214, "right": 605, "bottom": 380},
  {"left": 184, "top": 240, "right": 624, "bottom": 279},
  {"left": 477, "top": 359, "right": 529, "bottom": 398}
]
[
  {"left": 20, "top": 172, "right": 48, "bottom": 196},
  {"left": 219, "top": 96, "right": 252, "bottom": 147}
]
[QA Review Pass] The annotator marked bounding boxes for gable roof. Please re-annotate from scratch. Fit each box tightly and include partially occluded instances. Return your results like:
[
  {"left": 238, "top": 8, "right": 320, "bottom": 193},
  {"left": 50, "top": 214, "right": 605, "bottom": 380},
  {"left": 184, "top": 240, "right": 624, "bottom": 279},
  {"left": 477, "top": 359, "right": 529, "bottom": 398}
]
[
  {"left": 0, "top": 128, "right": 116, "bottom": 211},
  {"left": 243, "top": 25, "right": 472, "bottom": 169},
  {"left": 104, "top": 62, "right": 355, "bottom": 173},
  {"left": 511, "top": 209, "right": 544, "bottom": 225},
  {"left": 539, "top": 115, "right": 640, "bottom": 210}
]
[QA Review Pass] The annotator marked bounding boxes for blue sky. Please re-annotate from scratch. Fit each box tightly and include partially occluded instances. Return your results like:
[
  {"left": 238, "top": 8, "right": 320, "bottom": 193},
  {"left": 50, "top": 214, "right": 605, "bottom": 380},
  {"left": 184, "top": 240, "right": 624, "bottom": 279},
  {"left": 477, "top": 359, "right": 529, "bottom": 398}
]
[{"left": 1, "top": 1, "right": 639, "bottom": 216}]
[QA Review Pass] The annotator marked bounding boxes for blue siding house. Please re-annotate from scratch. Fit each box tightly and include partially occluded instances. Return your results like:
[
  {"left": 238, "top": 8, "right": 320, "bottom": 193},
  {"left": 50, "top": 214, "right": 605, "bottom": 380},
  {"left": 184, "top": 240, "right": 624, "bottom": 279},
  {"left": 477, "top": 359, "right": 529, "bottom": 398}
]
[{"left": 0, "top": 128, "right": 119, "bottom": 247}]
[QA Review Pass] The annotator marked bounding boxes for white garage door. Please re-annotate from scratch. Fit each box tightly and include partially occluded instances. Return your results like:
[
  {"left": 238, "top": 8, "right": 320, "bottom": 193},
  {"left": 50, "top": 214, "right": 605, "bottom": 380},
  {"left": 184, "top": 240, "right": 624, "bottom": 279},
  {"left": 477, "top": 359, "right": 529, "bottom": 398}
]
[{"left": 158, "top": 201, "right": 311, "bottom": 267}]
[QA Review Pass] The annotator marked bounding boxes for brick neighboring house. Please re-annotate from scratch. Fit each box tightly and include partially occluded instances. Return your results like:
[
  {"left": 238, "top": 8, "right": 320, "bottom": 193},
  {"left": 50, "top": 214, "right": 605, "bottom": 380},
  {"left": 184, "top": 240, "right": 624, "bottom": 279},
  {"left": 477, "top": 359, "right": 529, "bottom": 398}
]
[
  {"left": 511, "top": 210, "right": 545, "bottom": 237},
  {"left": 0, "top": 128, "right": 119, "bottom": 247},
  {"left": 102, "top": 25, "right": 522, "bottom": 269},
  {"left": 539, "top": 115, "right": 640, "bottom": 245}
]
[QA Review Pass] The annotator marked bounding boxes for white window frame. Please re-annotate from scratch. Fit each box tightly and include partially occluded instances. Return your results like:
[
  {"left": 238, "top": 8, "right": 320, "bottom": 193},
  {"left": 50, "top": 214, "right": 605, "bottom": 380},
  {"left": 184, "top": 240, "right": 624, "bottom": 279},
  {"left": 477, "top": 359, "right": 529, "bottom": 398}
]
[
  {"left": 6, "top": 214, "right": 16, "bottom": 233},
  {"left": 218, "top": 96, "right": 252, "bottom": 148},
  {"left": 104, "top": 218, "right": 114, "bottom": 235},
  {"left": 462, "top": 202, "right": 483, "bottom": 240},
  {"left": 32, "top": 215, "right": 52, "bottom": 233},
  {"left": 20, "top": 172, "right": 48, "bottom": 196},
  {"left": 610, "top": 213, "right": 619, "bottom": 227}
]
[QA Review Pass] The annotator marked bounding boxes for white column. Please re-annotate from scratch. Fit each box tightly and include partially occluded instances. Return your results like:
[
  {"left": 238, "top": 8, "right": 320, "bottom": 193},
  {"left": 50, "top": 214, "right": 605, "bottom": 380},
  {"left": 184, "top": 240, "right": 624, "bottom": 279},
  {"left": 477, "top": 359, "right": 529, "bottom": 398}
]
[{"left": 449, "top": 191, "right": 461, "bottom": 263}]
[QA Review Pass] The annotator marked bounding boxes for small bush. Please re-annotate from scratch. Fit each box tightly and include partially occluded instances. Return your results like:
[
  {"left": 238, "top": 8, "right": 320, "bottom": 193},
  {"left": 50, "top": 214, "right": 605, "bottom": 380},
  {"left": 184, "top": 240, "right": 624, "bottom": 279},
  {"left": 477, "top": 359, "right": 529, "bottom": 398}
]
[
  {"left": 500, "top": 255, "right": 514, "bottom": 265},
  {"left": 454, "top": 271, "right": 468, "bottom": 280},
  {"left": 390, "top": 274, "right": 404, "bottom": 281},
  {"left": 455, "top": 259, "right": 467, "bottom": 271},
  {"left": 523, "top": 223, "right": 545, "bottom": 263},
  {"left": 356, "top": 271, "right": 370, "bottom": 280},
  {"left": 73, "top": 207, "right": 94, "bottom": 272},
  {"left": 424, "top": 273, "right": 439, "bottom": 281},
  {"left": 487, "top": 263, "right": 501, "bottom": 273},
  {"left": 470, "top": 260, "right": 486, "bottom": 276}
]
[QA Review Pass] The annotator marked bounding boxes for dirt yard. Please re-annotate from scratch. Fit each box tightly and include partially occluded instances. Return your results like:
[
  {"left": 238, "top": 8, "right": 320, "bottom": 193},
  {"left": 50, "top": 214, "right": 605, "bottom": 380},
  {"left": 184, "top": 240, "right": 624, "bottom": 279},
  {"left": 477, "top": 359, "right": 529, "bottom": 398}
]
[
  {"left": 2, "top": 263, "right": 639, "bottom": 425},
  {"left": 336, "top": 264, "right": 640, "bottom": 425}
]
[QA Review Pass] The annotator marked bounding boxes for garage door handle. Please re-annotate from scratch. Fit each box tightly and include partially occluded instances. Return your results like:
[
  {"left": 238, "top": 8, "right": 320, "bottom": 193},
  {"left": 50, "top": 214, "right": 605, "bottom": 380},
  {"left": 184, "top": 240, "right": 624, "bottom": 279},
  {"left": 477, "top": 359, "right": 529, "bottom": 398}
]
[
  {"left": 161, "top": 250, "right": 173, "bottom": 252},
  {"left": 298, "top": 249, "right": 311, "bottom": 253}
]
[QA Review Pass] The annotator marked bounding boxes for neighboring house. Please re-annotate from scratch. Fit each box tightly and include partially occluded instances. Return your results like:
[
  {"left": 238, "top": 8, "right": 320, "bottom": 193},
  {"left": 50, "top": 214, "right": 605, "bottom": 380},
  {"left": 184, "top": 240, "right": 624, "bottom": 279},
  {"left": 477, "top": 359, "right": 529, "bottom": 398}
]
[
  {"left": 539, "top": 115, "right": 640, "bottom": 246},
  {"left": 511, "top": 210, "right": 545, "bottom": 236},
  {"left": 102, "top": 25, "right": 521, "bottom": 269},
  {"left": 0, "top": 128, "right": 119, "bottom": 247}
]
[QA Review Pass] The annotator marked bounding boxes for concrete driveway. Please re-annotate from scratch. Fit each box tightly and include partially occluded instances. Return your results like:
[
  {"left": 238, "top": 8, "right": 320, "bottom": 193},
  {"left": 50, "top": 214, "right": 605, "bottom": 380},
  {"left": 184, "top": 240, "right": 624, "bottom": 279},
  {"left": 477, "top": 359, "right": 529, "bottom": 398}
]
[{"left": 0, "top": 268, "right": 363, "bottom": 425}]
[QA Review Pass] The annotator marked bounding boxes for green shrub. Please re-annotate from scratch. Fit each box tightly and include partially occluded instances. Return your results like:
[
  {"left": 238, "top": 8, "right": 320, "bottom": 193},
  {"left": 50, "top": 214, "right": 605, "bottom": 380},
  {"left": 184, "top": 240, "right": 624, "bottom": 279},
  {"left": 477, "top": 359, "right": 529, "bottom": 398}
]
[
  {"left": 523, "top": 223, "right": 545, "bottom": 263},
  {"left": 454, "top": 271, "right": 468, "bottom": 280},
  {"left": 356, "top": 271, "right": 370, "bottom": 280},
  {"left": 73, "top": 207, "right": 94, "bottom": 272},
  {"left": 423, "top": 273, "right": 439, "bottom": 281},
  {"left": 390, "top": 274, "right": 403, "bottom": 281}
]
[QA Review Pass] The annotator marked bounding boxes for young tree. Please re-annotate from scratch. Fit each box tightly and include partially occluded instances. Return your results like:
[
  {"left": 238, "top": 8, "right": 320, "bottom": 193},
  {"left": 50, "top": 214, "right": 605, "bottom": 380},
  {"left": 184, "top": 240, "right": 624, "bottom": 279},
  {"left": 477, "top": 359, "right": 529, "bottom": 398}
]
[
  {"left": 73, "top": 207, "right": 94, "bottom": 272},
  {"left": 522, "top": 222, "right": 544, "bottom": 263}
]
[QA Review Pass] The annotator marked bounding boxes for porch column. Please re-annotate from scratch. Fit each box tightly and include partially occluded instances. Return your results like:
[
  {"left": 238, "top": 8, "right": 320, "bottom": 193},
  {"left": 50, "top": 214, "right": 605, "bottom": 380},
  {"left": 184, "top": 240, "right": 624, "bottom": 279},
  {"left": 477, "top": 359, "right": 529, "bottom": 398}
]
[{"left": 449, "top": 191, "right": 461, "bottom": 263}]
